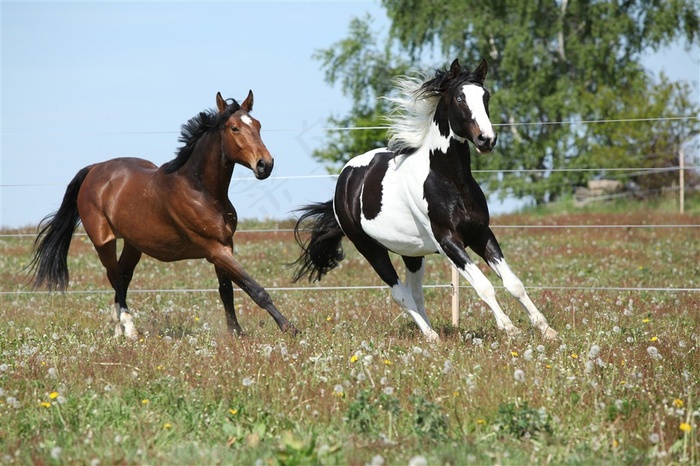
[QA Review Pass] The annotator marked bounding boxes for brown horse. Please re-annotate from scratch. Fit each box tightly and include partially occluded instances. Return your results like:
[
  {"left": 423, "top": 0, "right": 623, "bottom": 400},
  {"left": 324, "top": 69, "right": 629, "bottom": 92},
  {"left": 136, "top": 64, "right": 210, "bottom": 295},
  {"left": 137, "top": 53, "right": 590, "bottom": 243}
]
[{"left": 30, "top": 91, "right": 297, "bottom": 338}]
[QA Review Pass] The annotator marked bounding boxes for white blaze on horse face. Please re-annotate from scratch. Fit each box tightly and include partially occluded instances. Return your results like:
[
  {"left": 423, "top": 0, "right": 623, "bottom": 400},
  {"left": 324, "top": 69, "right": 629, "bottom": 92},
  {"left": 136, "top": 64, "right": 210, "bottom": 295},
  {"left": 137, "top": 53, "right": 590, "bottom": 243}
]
[
  {"left": 240, "top": 114, "right": 253, "bottom": 127},
  {"left": 462, "top": 84, "right": 495, "bottom": 139}
]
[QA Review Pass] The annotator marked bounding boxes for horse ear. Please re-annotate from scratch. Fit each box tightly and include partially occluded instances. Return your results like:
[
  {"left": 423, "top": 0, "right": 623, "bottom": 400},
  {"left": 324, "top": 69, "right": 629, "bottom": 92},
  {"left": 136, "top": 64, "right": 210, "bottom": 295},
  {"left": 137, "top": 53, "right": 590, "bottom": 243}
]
[
  {"left": 216, "top": 92, "right": 227, "bottom": 113},
  {"left": 474, "top": 59, "right": 489, "bottom": 83},
  {"left": 241, "top": 90, "right": 254, "bottom": 112},
  {"left": 449, "top": 58, "right": 462, "bottom": 77}
]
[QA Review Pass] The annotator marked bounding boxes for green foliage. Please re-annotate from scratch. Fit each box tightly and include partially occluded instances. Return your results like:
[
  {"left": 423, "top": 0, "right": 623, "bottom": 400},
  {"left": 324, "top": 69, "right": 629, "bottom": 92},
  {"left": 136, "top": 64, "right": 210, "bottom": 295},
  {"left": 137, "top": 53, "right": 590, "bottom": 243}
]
[
  {"left": 410, "top": 395, "right": 448, "bottom": 440},
  {"left": 312, "top": 1, "right": 699, "bottom": 202},
  {"left": 495, "top": 401, "right": 553, "bottom": 438},
  {"left": 1, "top": 205, "right": 699, "bottom": 464}
]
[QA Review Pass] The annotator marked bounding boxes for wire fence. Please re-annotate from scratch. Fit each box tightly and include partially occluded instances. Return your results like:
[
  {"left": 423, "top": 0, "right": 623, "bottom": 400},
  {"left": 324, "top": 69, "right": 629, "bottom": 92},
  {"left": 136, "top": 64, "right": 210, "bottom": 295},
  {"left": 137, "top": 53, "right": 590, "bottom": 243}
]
[{"left": 3, "top": 115, "right": 698, "bottom": 296}]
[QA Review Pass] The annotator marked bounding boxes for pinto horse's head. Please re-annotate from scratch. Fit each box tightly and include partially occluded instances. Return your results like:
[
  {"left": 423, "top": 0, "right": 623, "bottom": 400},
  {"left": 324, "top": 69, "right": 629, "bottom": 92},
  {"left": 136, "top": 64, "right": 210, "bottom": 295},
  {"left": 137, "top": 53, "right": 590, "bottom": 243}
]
[
  {"left": 216, "top": 90, "right": 274, "bottom": 179},
  {"left": 444, "top": 59, "right": 497, "bottom": 154}
]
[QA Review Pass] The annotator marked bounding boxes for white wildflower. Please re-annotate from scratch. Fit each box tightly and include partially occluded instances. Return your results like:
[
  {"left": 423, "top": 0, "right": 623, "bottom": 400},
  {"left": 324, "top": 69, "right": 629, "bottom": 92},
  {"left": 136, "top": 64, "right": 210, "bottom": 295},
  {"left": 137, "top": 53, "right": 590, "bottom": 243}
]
[{"left": 514, "top": 369, "right": 525, "bottom": 383}]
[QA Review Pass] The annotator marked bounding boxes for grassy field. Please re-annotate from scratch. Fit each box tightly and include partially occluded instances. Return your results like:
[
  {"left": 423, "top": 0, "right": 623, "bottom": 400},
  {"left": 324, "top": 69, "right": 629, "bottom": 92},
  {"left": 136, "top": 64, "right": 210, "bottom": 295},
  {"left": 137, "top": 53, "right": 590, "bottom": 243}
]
[{"left": 0, "top": 200, "right": 698, "bottom": 465}]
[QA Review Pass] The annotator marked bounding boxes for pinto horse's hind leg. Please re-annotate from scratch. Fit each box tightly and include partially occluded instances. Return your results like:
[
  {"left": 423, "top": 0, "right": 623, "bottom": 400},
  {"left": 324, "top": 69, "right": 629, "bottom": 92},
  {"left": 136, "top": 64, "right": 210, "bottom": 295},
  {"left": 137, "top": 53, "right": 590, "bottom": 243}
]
[
  {"left": 402, "top": 256, "right": 428, "bottom": 322},
  {"left": 475, "top": 232, "right": 558, "bottom": 340},
  {"left": 352, "top": 241, "right": 438, "bottom": 341}
]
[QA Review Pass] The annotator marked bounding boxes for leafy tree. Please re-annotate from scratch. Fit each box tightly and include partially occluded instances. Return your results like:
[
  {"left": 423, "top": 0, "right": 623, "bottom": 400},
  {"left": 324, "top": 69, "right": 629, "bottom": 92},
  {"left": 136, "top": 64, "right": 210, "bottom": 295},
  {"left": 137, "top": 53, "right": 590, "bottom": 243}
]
[{"left": 312, "top": 1, "right": 699, "bottom": 203}]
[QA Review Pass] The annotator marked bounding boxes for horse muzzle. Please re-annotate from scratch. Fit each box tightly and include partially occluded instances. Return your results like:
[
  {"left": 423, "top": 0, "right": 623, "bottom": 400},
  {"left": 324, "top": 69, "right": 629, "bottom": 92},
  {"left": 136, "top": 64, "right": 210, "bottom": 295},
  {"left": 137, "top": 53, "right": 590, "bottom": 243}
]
[
  {"left": 475, "top": 133, "right": 497, "bottom": 154},
  {"left": 254, "top": 157, "right": 274, "bottom": 179}
]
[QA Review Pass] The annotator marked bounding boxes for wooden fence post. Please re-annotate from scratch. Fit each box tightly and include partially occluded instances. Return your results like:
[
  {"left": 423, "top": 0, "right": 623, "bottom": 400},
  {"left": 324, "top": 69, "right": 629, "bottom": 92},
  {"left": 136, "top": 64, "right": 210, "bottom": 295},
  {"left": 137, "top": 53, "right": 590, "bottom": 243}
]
[
  {"left": 451, "top": 265, "right": 459, "bottom": 326},
  {"left": 679, "top": 146, "right": 685, "bottom": 214}
]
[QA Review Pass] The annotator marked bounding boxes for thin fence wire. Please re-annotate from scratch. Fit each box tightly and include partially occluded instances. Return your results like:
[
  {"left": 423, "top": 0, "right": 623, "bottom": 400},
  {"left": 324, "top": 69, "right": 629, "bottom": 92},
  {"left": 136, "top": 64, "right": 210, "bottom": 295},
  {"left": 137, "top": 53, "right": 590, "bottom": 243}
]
[
  {"left": 1, "top": 284, "right": 698, "bottom": 297},
  {"left": 3, "top": 165, "right": 700, "bottom": 188},
  {"left": 2, "top": 222, "right": 699, "bottom": 239},
  {"left": 2, "top": 115, "right": 696, "bottom": 137}
]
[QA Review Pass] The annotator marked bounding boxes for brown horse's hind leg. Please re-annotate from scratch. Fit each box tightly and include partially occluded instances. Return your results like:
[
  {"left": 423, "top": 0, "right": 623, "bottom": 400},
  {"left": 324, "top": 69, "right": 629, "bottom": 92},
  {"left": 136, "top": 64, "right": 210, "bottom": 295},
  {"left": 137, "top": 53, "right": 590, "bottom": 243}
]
[
  {"left": 215, "top": 267, "right": 244, "bottom": 336},
  {"left": 92, "top": 238, "right": 138, "bottom": 339},
  {"left": 115, "top": 242, "right": 142, "bottom": 337},
  {"left": 209, "top": 247, "right": 297, "bottom": 336}
]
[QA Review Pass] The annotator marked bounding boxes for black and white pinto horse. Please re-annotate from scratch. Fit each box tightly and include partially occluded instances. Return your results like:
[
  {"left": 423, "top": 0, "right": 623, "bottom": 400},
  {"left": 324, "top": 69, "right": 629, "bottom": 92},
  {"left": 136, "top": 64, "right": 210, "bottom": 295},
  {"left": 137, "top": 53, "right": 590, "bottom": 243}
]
[{"left": 293, "top": 59, "right": 558, "bottom": 342}]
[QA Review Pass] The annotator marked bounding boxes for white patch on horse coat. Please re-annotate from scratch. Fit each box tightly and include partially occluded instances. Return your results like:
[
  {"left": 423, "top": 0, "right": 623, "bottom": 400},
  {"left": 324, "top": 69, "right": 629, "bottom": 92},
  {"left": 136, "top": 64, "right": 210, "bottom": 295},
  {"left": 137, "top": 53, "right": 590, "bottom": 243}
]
[
  {"left": 352, "top": 123, "right": 456, "bottom": 256},
  {"left": 345, "top": 148, "right": 382, "bottom": 168},
  {"left": 240, "top": 114, "right": 254, "bottom": 127},
  {"left": 462, "top": 84, "right": 495, "bottom": 139}
]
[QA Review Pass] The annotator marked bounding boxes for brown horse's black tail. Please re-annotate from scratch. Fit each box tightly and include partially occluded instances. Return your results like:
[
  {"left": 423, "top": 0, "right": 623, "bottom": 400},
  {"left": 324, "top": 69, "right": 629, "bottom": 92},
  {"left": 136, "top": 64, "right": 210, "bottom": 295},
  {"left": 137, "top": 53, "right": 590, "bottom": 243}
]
[
  {"left": 292, "top": 200, "right": 345, "bottom": 283},
  {"left": 29, "top": 166, "right": 92, "bottom": 291}
]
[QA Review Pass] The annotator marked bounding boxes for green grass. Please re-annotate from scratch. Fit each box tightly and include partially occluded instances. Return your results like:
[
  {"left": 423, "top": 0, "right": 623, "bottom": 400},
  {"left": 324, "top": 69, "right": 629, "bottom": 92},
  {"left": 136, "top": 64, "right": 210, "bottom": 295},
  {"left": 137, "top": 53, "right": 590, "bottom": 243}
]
[{"left": 0, "top": 203, "right": 698, "bottom": 465}]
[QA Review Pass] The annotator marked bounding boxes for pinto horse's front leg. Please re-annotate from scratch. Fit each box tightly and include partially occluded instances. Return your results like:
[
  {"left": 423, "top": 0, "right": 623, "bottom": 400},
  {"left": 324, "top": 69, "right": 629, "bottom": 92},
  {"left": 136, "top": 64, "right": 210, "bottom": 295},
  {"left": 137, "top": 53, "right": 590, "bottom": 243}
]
[
  {"left": 471, "top": 228, "right": 558, "bottom": 340},
  {"left": 476, "top": 232, "right": 558, "bottom": 341},
  {"left": 435, "top": 230, "right": 521, "bottom": 337}
]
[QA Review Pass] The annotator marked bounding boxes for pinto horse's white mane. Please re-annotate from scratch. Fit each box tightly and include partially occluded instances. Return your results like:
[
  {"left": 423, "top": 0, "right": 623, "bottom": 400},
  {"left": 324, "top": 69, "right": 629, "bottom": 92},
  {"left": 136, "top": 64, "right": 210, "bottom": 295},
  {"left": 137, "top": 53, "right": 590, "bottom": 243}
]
[{"left": 385, "top": 75, "right": 441, "bottom": 154}]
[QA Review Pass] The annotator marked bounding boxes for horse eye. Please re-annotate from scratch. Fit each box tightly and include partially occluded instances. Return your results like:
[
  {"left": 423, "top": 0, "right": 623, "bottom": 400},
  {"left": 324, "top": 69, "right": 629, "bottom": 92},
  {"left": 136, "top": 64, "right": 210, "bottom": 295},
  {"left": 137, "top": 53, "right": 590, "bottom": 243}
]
[
  {"left": 230, "top": 126, "right": 240, "bottom": 133},
  {"left": 456, "top": 97, "right": 463, "bottom": 102}
]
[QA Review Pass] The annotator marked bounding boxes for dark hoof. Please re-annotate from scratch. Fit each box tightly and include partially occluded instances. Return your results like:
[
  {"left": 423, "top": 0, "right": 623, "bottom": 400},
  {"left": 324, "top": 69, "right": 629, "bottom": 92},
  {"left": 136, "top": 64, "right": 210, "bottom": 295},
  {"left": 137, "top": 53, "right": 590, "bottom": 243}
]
[{"left": 284, "top": 323, "right": 299, "bottom": 337}]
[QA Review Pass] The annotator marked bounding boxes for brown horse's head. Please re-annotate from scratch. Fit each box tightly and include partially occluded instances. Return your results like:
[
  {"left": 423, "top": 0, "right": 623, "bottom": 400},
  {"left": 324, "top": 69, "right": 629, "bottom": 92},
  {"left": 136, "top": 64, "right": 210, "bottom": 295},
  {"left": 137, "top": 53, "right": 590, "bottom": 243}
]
[{"left": 216, "top": 90, "right": 274, "bottom": 179}]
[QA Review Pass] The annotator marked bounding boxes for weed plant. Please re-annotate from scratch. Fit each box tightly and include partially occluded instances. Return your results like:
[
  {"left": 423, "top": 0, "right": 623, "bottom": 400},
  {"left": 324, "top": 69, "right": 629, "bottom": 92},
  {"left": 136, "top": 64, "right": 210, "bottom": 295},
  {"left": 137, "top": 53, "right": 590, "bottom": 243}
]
[{"left": 0, "top": 205, "right": 698, "bottom": 465}]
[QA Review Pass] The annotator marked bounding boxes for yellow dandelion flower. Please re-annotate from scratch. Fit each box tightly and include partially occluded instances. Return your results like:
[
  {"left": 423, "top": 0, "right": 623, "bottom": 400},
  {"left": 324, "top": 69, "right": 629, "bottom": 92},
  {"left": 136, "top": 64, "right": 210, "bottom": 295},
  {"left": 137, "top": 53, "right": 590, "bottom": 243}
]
[
  {"left": 613, "top": 439, "right": 619, "bottom": 448},
  {"left": 642, "top": 318, "right": 650, "bottom": 323},
  {"left": 649, "top": 336, "right": 658, "bottom": 342},
  {"left": 476, "top": 419, "right": 487, "bottom": 425},
  {"left": 49, "top": 392, "right": 59, "bottom": 400},
  {"left": 570, "top": 353, "right": 578, "bottom": 359},
  {"left": 163, "top": 423, "right": 172, "bottom": 429},
  {"left": 40, "top": 402, "right": 51, "bottom": 408},
  {"left": 194, "top": 317, "right": 200, "bottom": 322},
  {"left": 142, "top": 399, "right": 150, "bottom": 405},
  {"left": 452, "top": 391, "right": 459, "bottom": 397},
  {"left": 229, "top": 409, "right": 238, "bottom": 416},
  {"left": 545, "top": 364, "right": 552, "bottom": 369},
  {"left": 383, "top": 359, "right": 391, "bottom": 365},
  {"left": 350, "top": 355, "right": 359, "bottom": 363},
  {"left": 673, "top": 399, "right": 684, "bottom": 408},
  {"left": 680, "top": 423, "right": 692, "bottom": 432},
  {"left": 326, "top": 317, "right": 332, "bottom": 322},
  {"left": 511, "top": 351, "right": 518, "bottom": 357}
]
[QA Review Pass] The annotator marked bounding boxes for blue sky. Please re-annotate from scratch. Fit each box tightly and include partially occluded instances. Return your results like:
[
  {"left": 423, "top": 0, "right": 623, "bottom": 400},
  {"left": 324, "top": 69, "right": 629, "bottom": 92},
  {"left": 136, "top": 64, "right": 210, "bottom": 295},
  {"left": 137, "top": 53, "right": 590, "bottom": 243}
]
[{"left": 2, "top": 1, "right": 698, "bottom": 229}]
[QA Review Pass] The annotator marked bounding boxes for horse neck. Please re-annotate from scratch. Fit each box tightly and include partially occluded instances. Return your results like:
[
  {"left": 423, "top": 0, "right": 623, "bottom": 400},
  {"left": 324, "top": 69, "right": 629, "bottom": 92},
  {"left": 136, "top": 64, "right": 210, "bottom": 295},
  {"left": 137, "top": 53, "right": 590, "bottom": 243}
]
[
  {"left": 421, "top": 121, "right": 473, "bottom": 180},
  {"left": 183, "top": 131, "right": 233, "bottom": 198}
]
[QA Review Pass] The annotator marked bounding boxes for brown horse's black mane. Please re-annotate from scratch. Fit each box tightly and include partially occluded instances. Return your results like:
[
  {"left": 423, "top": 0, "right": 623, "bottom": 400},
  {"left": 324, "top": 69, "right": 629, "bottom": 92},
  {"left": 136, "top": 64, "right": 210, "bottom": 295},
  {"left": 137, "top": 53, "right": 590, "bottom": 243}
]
[{"left": 162, "top": 99, "right": 241, "bottom": 174}]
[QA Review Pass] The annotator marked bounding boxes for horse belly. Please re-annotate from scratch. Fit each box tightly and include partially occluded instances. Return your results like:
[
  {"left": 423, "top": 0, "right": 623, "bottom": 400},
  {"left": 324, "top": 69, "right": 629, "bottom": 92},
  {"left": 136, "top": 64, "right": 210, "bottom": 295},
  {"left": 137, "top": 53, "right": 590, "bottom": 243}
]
[
  {"left": 362, "top": 214, "right": 437, "bottom": 256},
  {"left": 80, "top": 159, "right": 197, "bottom": 259}
]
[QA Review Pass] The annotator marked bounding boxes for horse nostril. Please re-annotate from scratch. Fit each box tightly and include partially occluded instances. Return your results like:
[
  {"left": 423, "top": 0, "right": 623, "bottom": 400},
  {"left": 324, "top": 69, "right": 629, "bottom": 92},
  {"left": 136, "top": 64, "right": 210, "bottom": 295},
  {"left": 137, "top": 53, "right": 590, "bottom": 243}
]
[
  {"left": 477, "top": 134, "right": 486, "bottom": 142},
  {"left": 256, "top": 159, "right": 266, "bottom": 171}
]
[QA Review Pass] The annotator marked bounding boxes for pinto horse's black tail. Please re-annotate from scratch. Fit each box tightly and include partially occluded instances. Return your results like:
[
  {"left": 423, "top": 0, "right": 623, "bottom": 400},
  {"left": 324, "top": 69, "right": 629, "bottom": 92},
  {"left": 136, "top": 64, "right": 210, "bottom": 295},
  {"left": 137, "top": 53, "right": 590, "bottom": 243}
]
[
  {"left": 292, "top": 200, "right": 345, "bottom": 283},
  {"left": 29, "top": 166, "right": 92, "bottom": 291}
]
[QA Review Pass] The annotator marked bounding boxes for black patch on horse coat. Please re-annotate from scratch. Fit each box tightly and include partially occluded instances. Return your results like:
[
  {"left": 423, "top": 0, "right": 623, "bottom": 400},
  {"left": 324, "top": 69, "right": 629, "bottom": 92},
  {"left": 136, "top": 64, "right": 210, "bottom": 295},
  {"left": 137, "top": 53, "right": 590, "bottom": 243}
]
[
  {"left": 360, "top": 151, "right": 393, "bottom": 221},
  {"left": 424, "top": 139, "right": 492, "bottom": 258},
  {"left": 403, "top": 255, "right": 423, "bottom": 273}
]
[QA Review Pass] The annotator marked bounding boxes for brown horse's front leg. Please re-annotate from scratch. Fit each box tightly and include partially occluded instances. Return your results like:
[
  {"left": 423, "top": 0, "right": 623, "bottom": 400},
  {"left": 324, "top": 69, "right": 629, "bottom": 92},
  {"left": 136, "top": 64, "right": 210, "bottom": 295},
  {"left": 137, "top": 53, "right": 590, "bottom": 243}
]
[
  {"left": 215, "top": 267, "right": 244, "bottom": 336},
  {"left": 210, "top": 248, "right": 297, "bottom": 336}
]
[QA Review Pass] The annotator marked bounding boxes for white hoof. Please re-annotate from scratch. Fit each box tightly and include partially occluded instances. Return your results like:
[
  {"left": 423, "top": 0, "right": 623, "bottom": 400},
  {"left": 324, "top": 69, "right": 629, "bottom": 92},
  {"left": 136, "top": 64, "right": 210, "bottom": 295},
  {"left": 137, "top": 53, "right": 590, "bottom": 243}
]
[
  {"left": 424, "top": 329, "right": 440, "bottom": 342},
  {"left": 541, "top": 327, "right": 559, "bottom": 341},
  {"left": 505, "top": 326, "right": 522, "bottom": 338}
]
